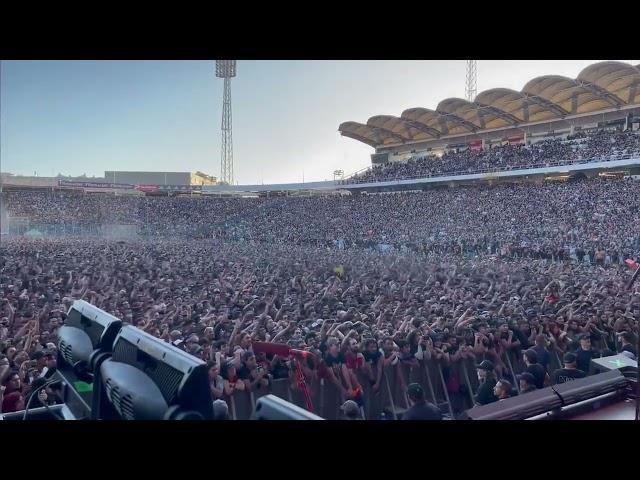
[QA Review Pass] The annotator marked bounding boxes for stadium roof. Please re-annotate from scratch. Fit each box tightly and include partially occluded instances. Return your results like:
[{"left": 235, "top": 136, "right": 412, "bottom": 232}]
[{"left": 339, "top": 61, "right": 640, "bottom": 148}]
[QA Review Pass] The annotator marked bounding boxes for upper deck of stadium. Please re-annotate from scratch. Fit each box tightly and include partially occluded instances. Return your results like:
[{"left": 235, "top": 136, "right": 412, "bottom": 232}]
[{"left": 339, "top": 61, "right": 640, "bottom": 152}]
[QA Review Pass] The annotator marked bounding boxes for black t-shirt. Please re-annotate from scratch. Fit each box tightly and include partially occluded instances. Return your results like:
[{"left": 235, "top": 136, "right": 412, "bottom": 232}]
[
  {"left": 551, "top": 367, "right": 587, "bottom": 385},
  {"left": 271, "top": 359, "right": 290, "bottom": 380},
  {"left": 526, "top": 363, "right": 546, "bottom": 389},
  {"left": 532, "top": 346, "right": 550, "bottom": 371},
  {"left": 237, "top": 365, "right": 252, "bottom": 380},
  {"left": 475, "top": 378, "right": 498, "bottom": 406},
  {"left": 323, "top": 352, "right": 345, "bottom": 368},
  {"left": 575, "top": 348, "right": 598, "bottom": 373},
  {"left": 513, "top": 329, "right": 530, "bottom": 350},
  {"left": 402, "top": 401, "right": 442, "bottom": 420},
  {"left": 621, "top": 344, "right": 637, "bottom": 357},
  {"left": 362, "top": 350, "right": 382, "bottom": 366}
]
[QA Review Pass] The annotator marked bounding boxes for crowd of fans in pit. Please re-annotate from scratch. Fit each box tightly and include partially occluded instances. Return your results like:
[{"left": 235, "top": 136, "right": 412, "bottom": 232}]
[
  {"left": 2, "top": 127, "right": 640, "bottom": 418},
  {"left": 1, "top": 240, "right": 638, "bottom": 418},
  {"left": 1, "top": 178, "right": 639, "bottom": 418},
  {"left": 349, "top": 129, "right": 640, "bottom": 184}
]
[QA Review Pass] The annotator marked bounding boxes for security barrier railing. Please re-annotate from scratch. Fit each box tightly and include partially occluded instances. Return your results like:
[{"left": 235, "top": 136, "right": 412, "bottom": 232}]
[{"left": 217, "top": 353, "right": 533, "bottom": 420}]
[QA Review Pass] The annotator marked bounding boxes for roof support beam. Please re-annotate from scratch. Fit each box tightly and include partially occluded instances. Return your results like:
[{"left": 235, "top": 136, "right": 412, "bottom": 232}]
[
  {"left": 523, "top": 94, "right": 569, "bottom": 117},
  {"left": 401, "top": 119, "right": 441, "bottom": 138},
  {"left": 629, "top": 82, "right": 639, "bottom": 104},
  {"left": 437, "top": 111, "right": 478, "bottom": 132},
  {"left": 578, "top": 81, "right": 625, "bottom": 107},
  {"left": 437, "top": 116, "right": 450, "bottom": 135},
  {"left": 339, "top": 131, "right": 378, "bottom": 148},
  {"left": 476, "top": 104, "right": 520, "bottom": 126},
  {"left": 368, "top": 126, "right": 409, "bottom": 143},
  {"left": 476, "top": 109, "right": 486, "bottom": 129}
]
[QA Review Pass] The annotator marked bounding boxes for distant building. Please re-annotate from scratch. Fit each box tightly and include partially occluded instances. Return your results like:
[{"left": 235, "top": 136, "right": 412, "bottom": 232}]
[
  {"left": 191, "top": 171, "right": 217, "bottom": 186},
  {"left": 104, "top": 171, "right": 192, "bottom": 186}
]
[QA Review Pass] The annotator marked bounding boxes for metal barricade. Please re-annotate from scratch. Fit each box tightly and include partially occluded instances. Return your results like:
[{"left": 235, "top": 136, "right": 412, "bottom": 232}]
[
  {"left": 501, "top": 352, "right": 520, "bottom": 393},
  {"left": 356, "top": 370, "right": 383, "bottom": 420},
  {"left": 231, "top": 389, "right": 255, "bottom": 420},
  {"left": 318, "top": 377, "right": 341, "bottom": 420},
  {"left": 270, "top": 377, "right": 292, "bottom": 402},
  {"left": 424, "top": 358, "right": 453, "bottom": 417}
]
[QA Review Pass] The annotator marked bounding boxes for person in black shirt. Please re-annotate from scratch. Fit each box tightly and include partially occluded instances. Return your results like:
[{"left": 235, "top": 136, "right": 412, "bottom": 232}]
[
  {"left": 523, "top": 349, "right": 547, "bottom": 389},
  {"left": 361, "top": 338, "right": 383, "bottom": 392},
  {"left": 474, "top": 360, "right": 498, "bottom": 406},
  {"left": 575, "top": 335, "right": 599, "bottom": 373},
  {"left": 402, "top": 383, "right": 442, "bottom": 420},
  {"left": 517, "top": 372, "right": 537, "bottom": 394},
  {"left": 238, "top": 351, "right": 269, "bottom": 391},
  {"left": 493, "top": 379, "right": 512, "bottom": 401},
  {"left": 617, "top": 331, "right": 637, "bottom": 358},
  {"left": 531, "top": 334, "right": 551, "bottom": 373},
  {"left": 551, "top": 352, "right": 587, "bottom": 385}
]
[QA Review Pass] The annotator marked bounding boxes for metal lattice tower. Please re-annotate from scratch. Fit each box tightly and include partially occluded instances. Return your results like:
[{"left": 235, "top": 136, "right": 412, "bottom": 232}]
[
  {"left": 216, "top": 60, "right": 236, "bottom": 185},
  {"left": 465, "top": 60, "right": 477, "bottom": 101}
]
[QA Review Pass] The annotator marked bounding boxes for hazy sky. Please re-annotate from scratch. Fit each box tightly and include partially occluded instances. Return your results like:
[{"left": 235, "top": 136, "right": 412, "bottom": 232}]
[{"left": 1, "top": 60, "right": 638, "bottom": 184}]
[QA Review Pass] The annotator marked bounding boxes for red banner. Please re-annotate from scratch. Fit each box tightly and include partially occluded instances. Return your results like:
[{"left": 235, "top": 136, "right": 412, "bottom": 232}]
[{"left": 469, "top": 140, "right": 483, "bottom": 152}]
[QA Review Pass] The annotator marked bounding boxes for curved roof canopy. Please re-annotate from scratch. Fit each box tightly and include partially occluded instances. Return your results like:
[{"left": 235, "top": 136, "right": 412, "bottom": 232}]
[{"left": 340, "top": 61, "right": 640, "bottom": 148}]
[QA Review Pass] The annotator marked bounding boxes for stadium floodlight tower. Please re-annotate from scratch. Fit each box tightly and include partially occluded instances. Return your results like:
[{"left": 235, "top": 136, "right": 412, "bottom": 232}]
[
  {"left": 465, "top": 60, "right": 477, "bottom": 101},
  {"left": 216, "top": 60, "right": 237, "bottom": 185}
]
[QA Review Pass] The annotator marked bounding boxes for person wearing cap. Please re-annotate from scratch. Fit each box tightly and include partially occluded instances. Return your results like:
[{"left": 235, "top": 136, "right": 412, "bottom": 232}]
[
  {"left": 340, "top": 400, "right": 361, "bottom": 420},
  {"left": 474, "top": 360, "right": 498, "bottom": 406},
  {"left": 551, "top": 352, "right": 587, "bottom": 385},
  {"left": 517, "top": 372, "right": 537, "bottom": 394},
  {"left": 402, "top": 383, "right": 442, "bottom": 420}
]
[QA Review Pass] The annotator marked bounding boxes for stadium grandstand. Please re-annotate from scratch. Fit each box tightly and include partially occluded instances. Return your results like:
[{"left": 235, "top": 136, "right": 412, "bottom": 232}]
[{"left": 1, "top": 60, "right": 638, "bottom": 422}]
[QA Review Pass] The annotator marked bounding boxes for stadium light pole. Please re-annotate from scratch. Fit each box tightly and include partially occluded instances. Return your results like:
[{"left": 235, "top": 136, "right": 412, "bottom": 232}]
[
  {"left": 465, "top": 60, "right": 477, "bottom": 101},
  {"left": 216, "top": 60, "right": 236, "bottom": 185}
]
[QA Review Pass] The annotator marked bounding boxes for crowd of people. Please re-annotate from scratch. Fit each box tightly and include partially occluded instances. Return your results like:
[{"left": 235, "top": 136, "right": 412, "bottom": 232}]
[
  {"left": 1, "top": 239, "right": 637, "bottom": 418},
  {"left": 4, "top": 177, "right": 640, "bottom": 263},
  {"left": 1, "top": 175, "right": 639, "bottom": 419},
  {"left": 349, "top": 129, "right": 640, "bottom": 184}
]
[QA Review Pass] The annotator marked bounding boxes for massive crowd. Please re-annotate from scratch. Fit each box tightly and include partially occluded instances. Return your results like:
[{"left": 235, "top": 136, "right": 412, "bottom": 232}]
[
  {"left": 4, "top": 177, "right": 640, "bottom": 261},
  {"left": 350, "top": 129, "right": 640, "bottom": 183},
  {"left": 1, "top": 238, "right": 638, "bottom": 418},
  {"left": 2, "top": 127, "right": 640, "bottom": 418},
  {"left": 1, "top": 174, "right": 639, "bottom": 418}
]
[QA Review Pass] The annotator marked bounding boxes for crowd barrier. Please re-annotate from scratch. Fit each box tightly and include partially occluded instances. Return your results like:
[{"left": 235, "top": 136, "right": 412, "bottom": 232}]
[
  {"left": 218, "top": 352, "right": 564, "bottom": 419},
  {"left": 219, "top": 344, "right": 585, "bottom": 420}
]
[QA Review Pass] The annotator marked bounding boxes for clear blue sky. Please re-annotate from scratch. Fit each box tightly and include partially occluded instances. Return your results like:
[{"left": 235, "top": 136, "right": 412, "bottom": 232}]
[{"left": 1, "top": 60, "right": 638, "bottom": 184}]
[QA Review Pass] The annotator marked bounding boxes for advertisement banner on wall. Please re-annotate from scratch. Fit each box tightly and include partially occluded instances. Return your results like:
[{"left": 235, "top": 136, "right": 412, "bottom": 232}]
[{"left": 58, "top": 180, "right": 134, "bottom": 189}]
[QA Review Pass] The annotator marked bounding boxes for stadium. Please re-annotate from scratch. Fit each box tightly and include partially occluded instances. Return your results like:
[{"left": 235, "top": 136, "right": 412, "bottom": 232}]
[{"left": 0, "top": 60, "right": 638, "bottom": 421}]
